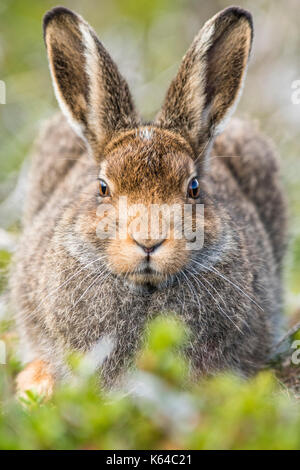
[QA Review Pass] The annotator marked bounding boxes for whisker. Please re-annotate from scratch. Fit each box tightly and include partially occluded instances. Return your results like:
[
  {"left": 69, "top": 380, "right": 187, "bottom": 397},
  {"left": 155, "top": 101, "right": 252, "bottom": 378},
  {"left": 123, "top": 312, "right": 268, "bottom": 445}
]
[
  {"left": 71, "top": 269, "right": 111, "bottom": 309},
  {"left": 186, "top": 267, "right": 244, "bottom": 334},
  {"left": 181, "top": 270, "right": 202, "bottom": 313},
  {"left": 190, "top": 266, "right": 249, "bottom": 329},
  {"left": 191, "top": 258, "right": 264, "bottom": 312},
  {"left": 17, "top": 257, "right": 106, "bottom": 322}
]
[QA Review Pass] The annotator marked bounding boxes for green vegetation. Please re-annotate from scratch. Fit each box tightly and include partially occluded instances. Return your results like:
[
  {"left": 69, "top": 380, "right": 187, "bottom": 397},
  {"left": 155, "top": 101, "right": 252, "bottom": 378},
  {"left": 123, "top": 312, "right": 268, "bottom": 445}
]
[{"left": 0, "top": 316, "right": 300, "bottom": 450}]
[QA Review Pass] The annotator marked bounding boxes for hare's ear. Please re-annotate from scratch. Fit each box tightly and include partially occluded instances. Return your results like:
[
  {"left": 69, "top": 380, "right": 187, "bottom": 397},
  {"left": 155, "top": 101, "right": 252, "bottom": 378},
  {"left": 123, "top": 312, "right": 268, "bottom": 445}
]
[
  {"left": 155, "top": 7, "right": 253, "bottom": 156},
  {"left": 43, "top": 7, "right": 138, "bottom": 154}
]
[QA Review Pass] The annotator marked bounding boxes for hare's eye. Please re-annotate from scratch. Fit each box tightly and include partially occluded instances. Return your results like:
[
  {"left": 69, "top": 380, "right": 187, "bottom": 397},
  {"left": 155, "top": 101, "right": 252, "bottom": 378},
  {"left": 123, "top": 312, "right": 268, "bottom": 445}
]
[
  {"left": 98, "top": 179, "right": 110, "bottom": 197},
  {"left": 188, "top": 178, "right": 200, "bottom": 199}
]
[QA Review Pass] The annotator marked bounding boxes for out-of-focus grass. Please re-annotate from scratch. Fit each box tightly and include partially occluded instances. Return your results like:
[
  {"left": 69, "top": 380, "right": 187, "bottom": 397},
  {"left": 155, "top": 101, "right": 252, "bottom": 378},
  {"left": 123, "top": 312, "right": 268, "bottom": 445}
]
[
  {"left": 289, "top": 236, "right": 300, "bottom": 293},
  {"left": 0, "top": 250, "right": 10, "bottom": 292},
  {"left": 0, "top": 316, "right": 300, "bottom": 451},
  {"left": 0, "top": 0, "right": 300, "bottom": 450}
]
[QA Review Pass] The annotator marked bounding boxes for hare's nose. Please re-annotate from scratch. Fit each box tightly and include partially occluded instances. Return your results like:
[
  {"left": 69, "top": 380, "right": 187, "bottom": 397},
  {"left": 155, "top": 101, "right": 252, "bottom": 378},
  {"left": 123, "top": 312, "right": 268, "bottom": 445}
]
[{"left": 134, "top": 239, "right": 165, "bottom": 255}]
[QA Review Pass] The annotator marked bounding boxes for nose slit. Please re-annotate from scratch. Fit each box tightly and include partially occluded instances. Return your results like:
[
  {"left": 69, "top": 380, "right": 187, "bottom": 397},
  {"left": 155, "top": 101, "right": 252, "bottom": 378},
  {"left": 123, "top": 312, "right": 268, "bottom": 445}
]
[
  {"left": 134, "top": 239, "right": 165, "bottom": 255},
  {"left": 144, "top": 246, "right": 155, "bottom": 254}
]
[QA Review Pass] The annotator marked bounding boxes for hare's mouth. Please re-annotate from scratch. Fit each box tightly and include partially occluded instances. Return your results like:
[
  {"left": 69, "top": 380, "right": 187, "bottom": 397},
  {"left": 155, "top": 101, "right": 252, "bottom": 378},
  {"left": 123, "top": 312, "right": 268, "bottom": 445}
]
[{"left": 124, "top": 266, "right": 170, "bottom": 293}]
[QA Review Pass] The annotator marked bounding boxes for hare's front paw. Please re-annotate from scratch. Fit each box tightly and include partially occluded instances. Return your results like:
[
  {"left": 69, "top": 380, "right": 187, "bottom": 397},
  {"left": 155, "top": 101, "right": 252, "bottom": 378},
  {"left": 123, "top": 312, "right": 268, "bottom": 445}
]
[{"left": 16, "top": 360, "right": 54, "bottom": 401}]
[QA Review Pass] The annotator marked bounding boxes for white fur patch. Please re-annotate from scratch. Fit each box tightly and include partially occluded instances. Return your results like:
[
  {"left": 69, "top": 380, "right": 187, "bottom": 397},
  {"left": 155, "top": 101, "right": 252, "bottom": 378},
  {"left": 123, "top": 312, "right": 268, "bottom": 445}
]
[
  {"left": 79, "top": 21, "right": 105, "bottom": 145},
  {"left": 136, "top": 127, "right": 154, "bottom": 141},
  {"left": 47, "top": 54, "right": 86, "bottom": 141},
  {"left": 194, "top": 17, "right": 215, "bottom": 55},
  {"left": 84, "top": 335, "right": 115, "bottom": 373}
]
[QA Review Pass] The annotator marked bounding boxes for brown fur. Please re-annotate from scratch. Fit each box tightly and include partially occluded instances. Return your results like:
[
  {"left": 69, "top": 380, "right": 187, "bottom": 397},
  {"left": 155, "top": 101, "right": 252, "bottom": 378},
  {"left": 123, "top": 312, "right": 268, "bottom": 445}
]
[
  {"left": 44, "top": 7, "right": 139, "bottom": 151},
  {"left": 10, "top": 7, "right": 287, "bottom": 395},
  {"left": 156, "top": 7, "right": 253, "bottom": 156},
  {"left": 16, "top": 360, "right": 54, "bottom": 400}
]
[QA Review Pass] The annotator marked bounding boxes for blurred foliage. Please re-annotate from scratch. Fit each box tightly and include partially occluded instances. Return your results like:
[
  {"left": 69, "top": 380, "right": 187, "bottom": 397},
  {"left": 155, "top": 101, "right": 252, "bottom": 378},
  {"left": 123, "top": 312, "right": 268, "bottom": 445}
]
[
  {"left": 0, "top": 316, "right": 300, "bottom": 450},
  {"left": 0, "top": 0, "right": 300, "bottom": 451}
]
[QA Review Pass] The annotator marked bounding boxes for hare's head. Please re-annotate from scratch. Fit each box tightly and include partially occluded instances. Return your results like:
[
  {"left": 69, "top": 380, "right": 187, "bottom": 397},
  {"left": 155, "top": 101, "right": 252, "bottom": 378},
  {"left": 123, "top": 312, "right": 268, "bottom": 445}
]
[{"left": 44, "top": 7, "right": 253, "bottom": 290}]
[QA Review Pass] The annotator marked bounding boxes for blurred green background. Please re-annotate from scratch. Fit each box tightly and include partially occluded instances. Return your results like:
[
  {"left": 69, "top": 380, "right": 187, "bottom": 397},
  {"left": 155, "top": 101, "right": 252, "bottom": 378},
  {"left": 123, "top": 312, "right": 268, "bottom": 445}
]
[{"left": 0, "top": 0, "right": 300, "bottom": 450}]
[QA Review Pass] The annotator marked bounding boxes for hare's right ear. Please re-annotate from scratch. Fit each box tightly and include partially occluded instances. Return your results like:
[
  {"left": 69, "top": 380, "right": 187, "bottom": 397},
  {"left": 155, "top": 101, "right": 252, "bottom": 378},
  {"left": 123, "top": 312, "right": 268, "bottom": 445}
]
[
  {"left": 43, "top": 7, "right": 138, "bottom": 155},
  {"left": 155, "top": 7, "right": 253, "bottom": 157}
]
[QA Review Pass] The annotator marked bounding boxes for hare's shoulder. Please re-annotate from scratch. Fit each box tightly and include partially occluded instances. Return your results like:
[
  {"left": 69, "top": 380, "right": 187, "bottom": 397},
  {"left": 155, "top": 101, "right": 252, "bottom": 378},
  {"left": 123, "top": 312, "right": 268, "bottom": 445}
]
[
  {"left": 212, "top": 117, "right": 282, "bottom": 189},
  {"left": 213, "top": 118, "right": 280, "bottom": 170},
  {"left": 24, "top": 114, "right": 87, "bottom": 224},
  {"left": 213, "top": 118, "right": 287, "bottom": 267}
]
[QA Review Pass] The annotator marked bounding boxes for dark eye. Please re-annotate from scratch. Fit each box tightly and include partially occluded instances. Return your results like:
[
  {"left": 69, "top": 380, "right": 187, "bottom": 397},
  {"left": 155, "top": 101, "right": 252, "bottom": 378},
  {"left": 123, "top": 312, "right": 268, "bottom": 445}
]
[
  {"left": 188, "top": 178, "right": 200, "bottom": 199},
  {"left": 98, "top": 179, "right": 110, "bottom": 197}
]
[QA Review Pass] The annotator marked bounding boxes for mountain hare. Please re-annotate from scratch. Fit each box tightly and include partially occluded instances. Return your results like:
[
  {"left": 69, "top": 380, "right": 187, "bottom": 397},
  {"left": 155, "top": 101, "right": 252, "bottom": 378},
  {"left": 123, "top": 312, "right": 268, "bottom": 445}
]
[{"left": 11, "top": 6, "right": 287, "bottom": 398}]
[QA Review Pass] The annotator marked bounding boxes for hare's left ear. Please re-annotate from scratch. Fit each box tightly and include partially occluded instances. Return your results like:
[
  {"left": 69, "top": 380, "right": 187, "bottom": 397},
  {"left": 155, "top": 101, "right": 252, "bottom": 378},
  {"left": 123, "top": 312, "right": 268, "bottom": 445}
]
[
  {"left": 43, "top": 7, "right": 139, "bottom": 154},
  {"left": 155, "top": 7, "right": 253, "bottom": 156}
]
